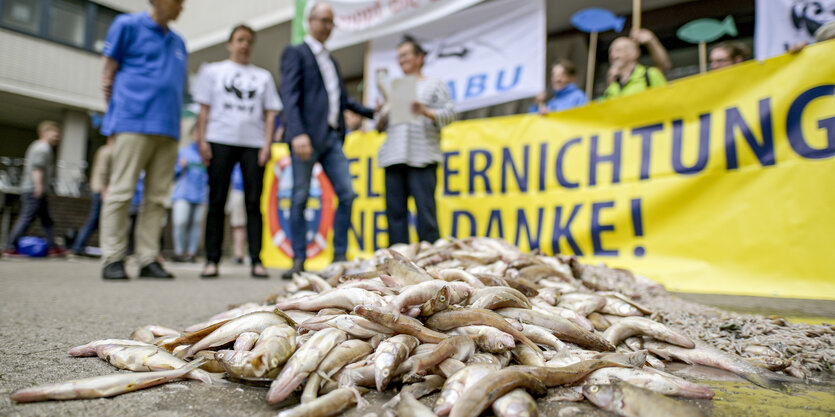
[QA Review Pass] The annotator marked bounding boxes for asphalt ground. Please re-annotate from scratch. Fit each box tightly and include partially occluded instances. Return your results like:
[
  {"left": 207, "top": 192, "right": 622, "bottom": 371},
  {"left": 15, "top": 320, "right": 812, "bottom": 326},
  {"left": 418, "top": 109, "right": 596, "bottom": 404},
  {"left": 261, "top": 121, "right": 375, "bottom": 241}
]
[{"left": 1, "top": 257, "right": 833, "bottom": 417}]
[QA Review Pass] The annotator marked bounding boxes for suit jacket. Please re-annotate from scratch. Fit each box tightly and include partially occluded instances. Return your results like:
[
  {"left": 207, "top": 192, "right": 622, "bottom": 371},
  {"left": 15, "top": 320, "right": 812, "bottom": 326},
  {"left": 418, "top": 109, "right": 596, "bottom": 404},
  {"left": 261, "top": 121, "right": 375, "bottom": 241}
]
[{"left": 280, "top": 42, "right": 373, "bottom": 149}]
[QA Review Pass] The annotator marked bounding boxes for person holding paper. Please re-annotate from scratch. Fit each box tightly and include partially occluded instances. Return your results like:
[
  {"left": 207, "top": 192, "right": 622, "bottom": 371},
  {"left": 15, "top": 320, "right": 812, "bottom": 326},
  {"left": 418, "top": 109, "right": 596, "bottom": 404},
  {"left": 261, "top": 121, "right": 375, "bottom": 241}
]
[
  {"left": 378, "top": 36, "right": 455, "bottom": 245},
  {"left": 280, "top": 2, "right": 376, "bottom": 278}
]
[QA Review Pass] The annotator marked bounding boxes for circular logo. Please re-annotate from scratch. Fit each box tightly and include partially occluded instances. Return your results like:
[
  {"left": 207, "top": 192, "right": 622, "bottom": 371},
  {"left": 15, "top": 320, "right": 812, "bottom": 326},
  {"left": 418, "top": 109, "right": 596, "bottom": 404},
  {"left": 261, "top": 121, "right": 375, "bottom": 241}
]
[{"left": 268, "top": 156, "right": 335, "bottom": 259}]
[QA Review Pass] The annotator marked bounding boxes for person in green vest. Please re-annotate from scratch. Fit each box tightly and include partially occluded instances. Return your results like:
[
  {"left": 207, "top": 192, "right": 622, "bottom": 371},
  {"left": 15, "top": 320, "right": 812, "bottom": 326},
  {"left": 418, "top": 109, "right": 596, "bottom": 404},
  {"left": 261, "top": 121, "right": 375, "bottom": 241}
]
[{"left": 603, "top": 28, "right": 669, "bottom": 99}]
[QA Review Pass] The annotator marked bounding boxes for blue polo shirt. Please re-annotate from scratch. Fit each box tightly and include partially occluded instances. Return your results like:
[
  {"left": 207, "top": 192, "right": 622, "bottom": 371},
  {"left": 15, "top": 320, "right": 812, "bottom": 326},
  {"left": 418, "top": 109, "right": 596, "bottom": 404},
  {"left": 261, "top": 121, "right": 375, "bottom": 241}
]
[
  {"left": 101, "top": 12, "right": 187, "bottom": 140},
  {"left": 528, "top": 83, "right": 588, "bottom": 114},
  {"left": 172, "top": 143, "right": 208, "bottom": 203}
]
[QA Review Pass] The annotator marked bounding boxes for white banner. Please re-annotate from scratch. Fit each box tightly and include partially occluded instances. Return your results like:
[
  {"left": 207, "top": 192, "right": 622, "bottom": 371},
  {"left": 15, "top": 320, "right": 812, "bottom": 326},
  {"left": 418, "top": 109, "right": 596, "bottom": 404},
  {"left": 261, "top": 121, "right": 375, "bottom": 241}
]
[
  {"left": 365, "top": 0, "right": 545, "bottom": 113},
  {"left": 755, "top": 0, "right": 835, "bottom": 60},
  {"left": 310, "top": 0, "right": 485, "bottom": 50}
]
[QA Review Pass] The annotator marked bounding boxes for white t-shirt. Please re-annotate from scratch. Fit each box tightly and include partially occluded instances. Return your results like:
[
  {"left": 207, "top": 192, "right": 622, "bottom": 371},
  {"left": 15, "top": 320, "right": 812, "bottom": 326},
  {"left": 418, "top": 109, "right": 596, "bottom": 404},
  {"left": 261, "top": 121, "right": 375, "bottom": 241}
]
[{"left": 192, "top": 60, "right": 283, "bottom": 148}]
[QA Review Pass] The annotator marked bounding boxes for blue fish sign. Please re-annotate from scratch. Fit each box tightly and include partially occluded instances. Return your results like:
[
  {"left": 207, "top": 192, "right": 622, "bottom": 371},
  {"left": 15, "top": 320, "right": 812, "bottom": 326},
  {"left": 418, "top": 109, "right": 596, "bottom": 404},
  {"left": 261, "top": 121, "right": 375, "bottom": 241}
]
[{"left": 571, "top": 8, "right": 625, "bottom": 33}]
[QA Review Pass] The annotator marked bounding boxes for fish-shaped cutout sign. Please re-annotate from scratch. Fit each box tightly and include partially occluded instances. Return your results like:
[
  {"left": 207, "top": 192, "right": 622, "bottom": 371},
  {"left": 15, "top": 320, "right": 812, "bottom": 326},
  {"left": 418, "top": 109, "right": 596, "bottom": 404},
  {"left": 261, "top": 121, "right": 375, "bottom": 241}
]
[
  {"left": 677, "top": 16, "right": 737, "bottom": 44},
  {"left": 571, "top": 8, "right": 625, "bottom": 33}
]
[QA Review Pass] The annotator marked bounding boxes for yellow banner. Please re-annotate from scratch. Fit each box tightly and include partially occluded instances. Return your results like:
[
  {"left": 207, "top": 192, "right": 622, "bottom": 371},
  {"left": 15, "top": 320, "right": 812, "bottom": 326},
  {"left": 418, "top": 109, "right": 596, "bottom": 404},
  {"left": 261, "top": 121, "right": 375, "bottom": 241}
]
[{"left": 262, "top": 41, "right": 835, "bottom": 300}]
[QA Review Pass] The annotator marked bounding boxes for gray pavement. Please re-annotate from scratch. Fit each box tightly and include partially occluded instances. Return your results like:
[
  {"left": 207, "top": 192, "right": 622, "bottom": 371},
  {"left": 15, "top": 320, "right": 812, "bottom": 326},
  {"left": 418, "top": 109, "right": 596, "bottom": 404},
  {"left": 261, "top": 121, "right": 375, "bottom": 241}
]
[{"left": 1, "top": 257, "right": 834, "bottom": 417}]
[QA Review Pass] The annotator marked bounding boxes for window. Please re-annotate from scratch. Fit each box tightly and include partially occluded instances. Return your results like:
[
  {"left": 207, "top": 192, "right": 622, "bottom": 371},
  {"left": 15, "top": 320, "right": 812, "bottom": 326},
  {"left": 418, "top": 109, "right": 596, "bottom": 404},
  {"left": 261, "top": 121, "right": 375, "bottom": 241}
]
[
  {"left": 50, "top": 0, "right": 86, "bottom": 47},
  {"left": 93, "top": 8, "right": 118, "bottom": 52},
  {"left": 0, "top": 0, "right": 121, "bottom": 53},
  {"left": 1, "top": 0, "right": 43, "bottom": 33}
]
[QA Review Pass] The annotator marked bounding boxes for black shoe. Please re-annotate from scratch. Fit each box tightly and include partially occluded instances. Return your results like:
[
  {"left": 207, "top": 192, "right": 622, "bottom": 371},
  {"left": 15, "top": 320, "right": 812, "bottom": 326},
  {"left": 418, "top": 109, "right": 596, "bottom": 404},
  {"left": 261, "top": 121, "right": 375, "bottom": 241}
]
[
  {"left": 332, "top": 254, "right": 348, "bottom": 263},
  {"left": 281, "top": 259, "right": 304, "bottom": 280},
  {"left": 102, "top": 261, "right": 129, "bottom": 280},
  {"left": 138, "top": 261, "right": 174, "bottom": 279}
]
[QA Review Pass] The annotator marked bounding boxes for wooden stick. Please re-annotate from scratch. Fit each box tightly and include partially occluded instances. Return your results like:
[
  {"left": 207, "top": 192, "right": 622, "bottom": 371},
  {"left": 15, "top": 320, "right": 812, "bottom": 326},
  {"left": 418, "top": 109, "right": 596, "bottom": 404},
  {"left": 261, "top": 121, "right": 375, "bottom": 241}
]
[
  {"left": 699, "top": 41, "right": 707, "bottom": 73},
  {"left": 586, "top": 31, "right": 598, "bottom": 100},
  {"left": 633, "top": 0, "right": 642, "bottom": 31}
]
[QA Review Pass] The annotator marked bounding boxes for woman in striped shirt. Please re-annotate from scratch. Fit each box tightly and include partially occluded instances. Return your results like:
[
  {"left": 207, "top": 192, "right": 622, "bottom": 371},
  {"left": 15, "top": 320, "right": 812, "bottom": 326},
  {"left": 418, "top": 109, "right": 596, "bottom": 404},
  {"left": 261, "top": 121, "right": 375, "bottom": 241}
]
[{"left": 378, "top": 36, "right": 455, "bottom": 244}]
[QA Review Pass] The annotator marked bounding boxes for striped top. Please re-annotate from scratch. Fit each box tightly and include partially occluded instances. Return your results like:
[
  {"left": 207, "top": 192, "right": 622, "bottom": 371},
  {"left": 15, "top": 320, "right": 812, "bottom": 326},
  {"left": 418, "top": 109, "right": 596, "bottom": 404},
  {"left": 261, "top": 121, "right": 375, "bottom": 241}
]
[{"left": 378, "top": 77, "right": 455, "bottom": 168}]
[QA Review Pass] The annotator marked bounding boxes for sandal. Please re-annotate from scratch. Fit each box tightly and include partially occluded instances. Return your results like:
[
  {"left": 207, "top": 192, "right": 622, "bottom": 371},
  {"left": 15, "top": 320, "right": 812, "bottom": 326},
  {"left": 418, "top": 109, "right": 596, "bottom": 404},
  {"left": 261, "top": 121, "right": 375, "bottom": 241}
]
[
  {"left": 200, "top": 263, "right": 219, "bottom": 278},
  {"left": 251, "top": 263, "right": 268, "bottom": 279}
]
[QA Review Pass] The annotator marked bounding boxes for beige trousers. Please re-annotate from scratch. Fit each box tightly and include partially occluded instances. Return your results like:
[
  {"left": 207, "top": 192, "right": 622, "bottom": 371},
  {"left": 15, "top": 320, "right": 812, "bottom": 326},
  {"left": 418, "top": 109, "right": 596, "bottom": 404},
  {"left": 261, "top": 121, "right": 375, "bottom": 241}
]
[{"left": 100, "top": 133, "right": 177, "bottom": 267}]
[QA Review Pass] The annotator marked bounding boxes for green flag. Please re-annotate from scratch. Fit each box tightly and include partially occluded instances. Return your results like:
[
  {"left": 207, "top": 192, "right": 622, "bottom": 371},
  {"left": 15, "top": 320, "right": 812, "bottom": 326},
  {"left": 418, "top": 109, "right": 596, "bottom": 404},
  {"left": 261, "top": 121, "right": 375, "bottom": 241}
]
[{"left": 291, "top": 0, "right": 308, "bottom": 45}]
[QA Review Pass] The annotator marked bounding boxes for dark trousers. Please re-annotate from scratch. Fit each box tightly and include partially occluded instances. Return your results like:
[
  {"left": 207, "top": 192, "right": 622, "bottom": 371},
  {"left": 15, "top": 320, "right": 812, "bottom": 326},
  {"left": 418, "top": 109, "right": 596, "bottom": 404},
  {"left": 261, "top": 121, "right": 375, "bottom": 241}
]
[
  {"left": 204, "top": 143, "right": 264, "bottom": 265},
  {"left": 384, "top": 163, "right": 440, "bottom": 245},
  {"left": 290, "top": 130, "right": 355, "bottom": 261},
  {"left": 7, "top": 193, "right": 56, "bottom": 249},
  {"left": 72, "top": 192, "right": 101, "bottom": 253}
]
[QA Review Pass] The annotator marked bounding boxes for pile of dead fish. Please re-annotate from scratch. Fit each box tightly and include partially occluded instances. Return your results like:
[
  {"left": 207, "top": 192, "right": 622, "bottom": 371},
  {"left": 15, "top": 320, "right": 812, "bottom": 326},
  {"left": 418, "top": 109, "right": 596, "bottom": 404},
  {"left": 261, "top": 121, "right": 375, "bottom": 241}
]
[{"left": 11, "top": 237, "right": 834, "bottom": 416}]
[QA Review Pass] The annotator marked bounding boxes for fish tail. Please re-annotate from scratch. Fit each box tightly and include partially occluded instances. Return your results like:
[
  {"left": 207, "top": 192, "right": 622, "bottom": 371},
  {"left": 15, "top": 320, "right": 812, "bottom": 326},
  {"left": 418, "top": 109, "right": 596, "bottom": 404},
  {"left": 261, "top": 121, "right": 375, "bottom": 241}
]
[
  {"left": 10, "top": 385, "right": 54, "bottom": 403},
  {"left": 723, "top": 15, "right": 738, "bottom": 37},
  {"left": 615, "top": 16, "right": 626, "bottom": 33}
]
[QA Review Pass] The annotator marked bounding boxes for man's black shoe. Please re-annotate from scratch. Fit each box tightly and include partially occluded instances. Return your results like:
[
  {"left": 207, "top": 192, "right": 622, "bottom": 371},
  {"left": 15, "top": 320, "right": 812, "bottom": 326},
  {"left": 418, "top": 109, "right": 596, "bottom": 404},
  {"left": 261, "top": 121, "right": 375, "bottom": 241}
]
[
  {"left": 332, "top": 254, "right": 348, "bottom": 263},
  {"left": 281, "top": 259, "right": 304, "bottom": 280},
  {"left": 138, "top": 261, "right": 175, "bottom": 279},
  {"left": 102, "top": 261, "right": 129, "bottom": 280}
]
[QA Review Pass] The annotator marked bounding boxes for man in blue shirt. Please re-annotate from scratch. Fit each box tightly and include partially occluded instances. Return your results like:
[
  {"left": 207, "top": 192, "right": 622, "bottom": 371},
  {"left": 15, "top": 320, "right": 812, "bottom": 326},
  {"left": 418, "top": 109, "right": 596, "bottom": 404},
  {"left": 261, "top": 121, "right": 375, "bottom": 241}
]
[
  {"left": 529, "top": 59, "right": 588, "bottom": 114},
  {"left": 99, "top": 0, "right": 187, "bottom": 280}
]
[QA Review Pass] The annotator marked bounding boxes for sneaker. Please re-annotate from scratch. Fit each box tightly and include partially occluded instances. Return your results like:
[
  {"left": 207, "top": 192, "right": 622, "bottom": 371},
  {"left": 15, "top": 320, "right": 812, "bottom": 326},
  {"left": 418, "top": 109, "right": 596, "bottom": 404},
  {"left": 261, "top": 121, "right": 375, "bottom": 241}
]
[{"left": 138, "top": 261, "right": 175, "bottom": 279}]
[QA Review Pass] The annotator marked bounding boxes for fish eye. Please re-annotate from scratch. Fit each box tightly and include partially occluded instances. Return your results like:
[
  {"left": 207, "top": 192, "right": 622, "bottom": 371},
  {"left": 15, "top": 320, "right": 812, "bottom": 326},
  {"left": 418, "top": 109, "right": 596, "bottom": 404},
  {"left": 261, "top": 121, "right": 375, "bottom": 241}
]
[
  {"left": 439, "top": 296, "right": 446, "bottom": 302},
  {"left": 383, "top": 370, "right": 389, "bottom": 376},
  {"left": 589, "top": 385, "right": 599, "bottom": 393}
]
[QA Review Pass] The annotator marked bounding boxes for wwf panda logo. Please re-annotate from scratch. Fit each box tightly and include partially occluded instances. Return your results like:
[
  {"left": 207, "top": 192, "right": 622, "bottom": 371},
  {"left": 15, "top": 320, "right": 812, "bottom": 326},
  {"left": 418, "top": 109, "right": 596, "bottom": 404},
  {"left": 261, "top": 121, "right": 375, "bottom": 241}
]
[{"left": 224, "top": 73, "right": 258, "bottom": 100}]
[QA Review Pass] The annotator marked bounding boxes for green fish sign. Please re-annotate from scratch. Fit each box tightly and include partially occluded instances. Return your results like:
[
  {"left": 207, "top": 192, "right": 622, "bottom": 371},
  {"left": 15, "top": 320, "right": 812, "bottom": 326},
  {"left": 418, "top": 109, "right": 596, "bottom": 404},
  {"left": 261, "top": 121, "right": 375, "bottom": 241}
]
[{"left": 677, "top": 15, "right": 737, "bottom": 44}]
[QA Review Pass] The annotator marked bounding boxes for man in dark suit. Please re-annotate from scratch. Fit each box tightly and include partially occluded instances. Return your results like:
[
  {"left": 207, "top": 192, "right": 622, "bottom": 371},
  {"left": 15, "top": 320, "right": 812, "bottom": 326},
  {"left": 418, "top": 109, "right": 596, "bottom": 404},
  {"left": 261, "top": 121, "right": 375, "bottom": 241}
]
[{"left": 280, "top": 2, "right": 375, "bottom": 278}]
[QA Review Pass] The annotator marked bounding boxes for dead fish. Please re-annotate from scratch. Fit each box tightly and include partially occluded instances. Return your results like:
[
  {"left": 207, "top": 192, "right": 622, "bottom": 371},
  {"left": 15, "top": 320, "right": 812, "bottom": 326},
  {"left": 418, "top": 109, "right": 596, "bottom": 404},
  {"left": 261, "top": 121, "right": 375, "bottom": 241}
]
[
  {"left": 413, "top": 335, "right": 475, "bottom": 375},
  {"left": 439, "top": 268, "right": 486, "bottom": 289},
  {"left": 512, "top": 345, "right": 545, "bottom": 367},
  {"left": 182, "top": 310, "right": 292, "bottom": 359},
  {"left": 276, "top": 387, "right": 363, "bottom": 417},
  {"left": 469, "top": 286, "right": 532, "bottom": 310},
  {"left": 11, "top": 358, "right": 206, "bottom": 402},
  {"left": 587, "top": 312, "right": 613, "bottom": 331},
  {"left": 544, "top": 386, "right": 584, "bottom": 402},
  {"left": 449, "top": 325, "right": 516, "bottom": 353},
  {"left": 519, "top": 323, "right": 567, "bottom": 351},
  {"left": 217, "top": 324, "right": 296, "bottom": 379},
  {"left": 383, "top": 249, "right": 434, "bottom": 285},
  {"left": 373, "top": 334, "right": 419, "bottom": 391},
  {"left": 130, "top": 325, "right": 180, "bottom": 344},
  {"left": 510, "top": 353, "right": 641, "bottom": 387},
  {"left": 384, "top": 374, "right": 445, "bottom": 408},
  {"left": 492, "top": 388, "right": 538, "bottom": 417},
  {"left": 583, "top": 379, "right": 705, "bottom": 417},
  {"left": 434, "top": 364, "right": 501, "bottom": 416},
  {"left": 643, "top": 339, "right": 797, "bottom": 389},
  {"left": 233, "top": 332, "right": 260, "bottom": 351},
  {"left": 183, "top": 302, "right": 264, "bottom": 333},
  {"left": 584, "top": 366, "right": 715, "bottom": 399},
  {"left": 599, "top": 295, "right": 644, "bottom": 317},
  {"left": 531, "top": 300, "right": 594, "bottom": 331},
  {"left": 68, "top": 339, "right": 156, "bottom": 357},
  {"left": 495, "top": 308, "right": 614, "bottom": 352},
  {"left": 425, "top": 308, "right": 542, "bottom": 354},
  {"left": 301, "top": 339, "right": 372, "bottom": 403},
  {"left": 353, "top": 305, "right": 447, "bottom": 343},
  {"left": 557, "top": 293, "right": 607, "bottom": 317},
  {"left": 275, "top": 288, "right": 387, "bottom": 312},
  {"left": 420, "top": 285, "right": 453, "bottom": 316},
  {"left": 602, "top": 317, "right": 694, "bottom": 348},
  {"left": 397, "top": 391, "right": 437, "bottom": 417},
  {"left": 448, "top": 368, "right": 547, "bottom": 417},
  {"left": 94, "top": 344, "right": 214, "bottom": 384},
  {"left": 266, "top": 328, "right": 347, "bottom": 404}
]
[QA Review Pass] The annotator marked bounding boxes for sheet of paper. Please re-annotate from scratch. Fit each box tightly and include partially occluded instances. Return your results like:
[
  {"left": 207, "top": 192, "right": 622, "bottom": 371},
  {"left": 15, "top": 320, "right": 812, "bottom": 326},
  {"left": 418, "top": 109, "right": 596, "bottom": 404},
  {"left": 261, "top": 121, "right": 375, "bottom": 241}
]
[{"left": 389, "top": 75, "right": 419, "bottom": 126}]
